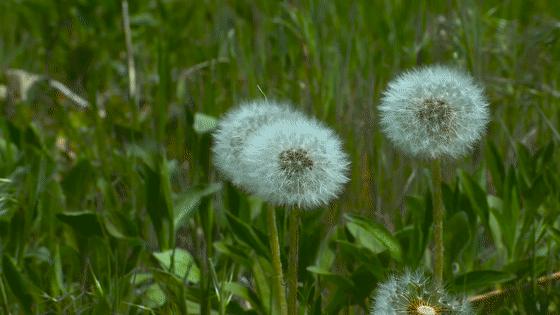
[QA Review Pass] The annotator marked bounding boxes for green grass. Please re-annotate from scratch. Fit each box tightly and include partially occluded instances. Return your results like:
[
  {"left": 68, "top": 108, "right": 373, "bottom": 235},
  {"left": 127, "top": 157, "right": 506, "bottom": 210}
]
[{"left": 0, "top": 0, "right": 559, "bottom": 314}]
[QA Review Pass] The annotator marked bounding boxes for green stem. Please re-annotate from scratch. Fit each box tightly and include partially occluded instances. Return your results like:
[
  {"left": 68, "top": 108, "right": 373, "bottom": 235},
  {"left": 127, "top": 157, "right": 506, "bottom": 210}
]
[
  {"left": 267, "top": 205, "right": 288, "bottom": 315},
  {"left": 0, "top": 277, "right": 10, "bottom": 315},
  {"left": 287, "top": 207, "right": 300, "bottom": 315},
  {"left": 431, "top": 159, "right": 444, "bottom": 284}
]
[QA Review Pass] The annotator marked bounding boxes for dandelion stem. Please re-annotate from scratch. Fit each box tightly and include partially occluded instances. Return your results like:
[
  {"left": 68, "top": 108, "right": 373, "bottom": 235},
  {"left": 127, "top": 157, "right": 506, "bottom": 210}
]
[
  {"left": 267, "top": 204, "right": 288, "bottom": 315},
  {"left": 468, "top": 271, "right": 560, "bottom": 304},
  {"left": 287, "top": 207, "right": 300, "bottom": 315},
  {"left": 431, "top": 159, "right": 444, "bottom": 284}
]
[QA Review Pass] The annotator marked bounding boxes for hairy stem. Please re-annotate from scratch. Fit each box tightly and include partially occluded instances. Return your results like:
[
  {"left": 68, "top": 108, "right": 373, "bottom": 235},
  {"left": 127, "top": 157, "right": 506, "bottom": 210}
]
[
  {"left": 469, "top": 271, "right": 560, "bottom": 304},
  {"left": 431, "top": 159, "right": 444, "bottom": 284},
  {"left": 287, "top": 207, "right": 300, "bottom": 315},
  {"left": 267, "top": 205, "right": 288, "bottom": 315}
]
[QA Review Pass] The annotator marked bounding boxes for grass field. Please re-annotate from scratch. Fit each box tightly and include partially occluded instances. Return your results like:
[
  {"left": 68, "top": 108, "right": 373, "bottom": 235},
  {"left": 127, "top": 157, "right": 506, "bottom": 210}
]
[{"left": 0, "top": 0, "right": 559, "bottom": 314}]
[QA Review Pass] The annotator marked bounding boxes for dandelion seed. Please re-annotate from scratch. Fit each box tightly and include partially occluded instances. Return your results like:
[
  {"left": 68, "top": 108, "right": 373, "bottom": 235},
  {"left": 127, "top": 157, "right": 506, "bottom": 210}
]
[
  {"left": 371, "top": 270, "right": 473, "bottom": 315},
  {"left": 240, "top": 117, "right": 349, "bottom": 209},
  {"left": 379, "top": 65, "right": 489, "bottom": 159},
  {"left": 212, "top": 99, "right": 301, "bottom": 186}
]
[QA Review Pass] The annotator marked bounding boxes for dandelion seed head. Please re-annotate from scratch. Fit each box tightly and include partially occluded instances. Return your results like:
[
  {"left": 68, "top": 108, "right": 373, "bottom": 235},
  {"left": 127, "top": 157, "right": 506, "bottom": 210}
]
[
  {"left": 241, "top": 117, "right": 349, "bottom": 209},
  {"left": 371, "top": 270, "right": 473, "bottom": 315},
  {"left": 279, "top": 148, "right": 314, "bottom": 174},
  {"left": 379, "top": 65, "right": 489, "bottom": 159},
  {"left": 212, "top": 99, "right": 301, "bottom": 186}
]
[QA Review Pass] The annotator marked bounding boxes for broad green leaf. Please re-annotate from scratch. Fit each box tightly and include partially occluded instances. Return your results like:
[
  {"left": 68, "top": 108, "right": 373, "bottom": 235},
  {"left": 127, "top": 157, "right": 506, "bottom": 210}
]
[
  {"left": 2, "top": 254, "right": 40, "bottom": 312},
  {"left": 488, "top": 195, "right": 507, "bottom": 258},
  {"left": 144, "top": 283, "right": 167, "bottom": 308},
  {"left": 174, "top": 182, "right": 222, "bottom": 230},
  {"left": 0, "top": 138, "right": 18, "bottom": 171},
  {"left": 102, "top": 216, "right": 141, "bottom": 244},
  {"left": 61, "top": 158, "right": 95, "bottom": 208},
  {"left": 501, "top": 167, "right": 522, "bottom": 259},
  {"left": 525, "top": 174, "right": 548, "bottom": 212},
  {"left": 57, "top": 211, "right": 103, "bottom": 237},
  {"left": 151, "top": 269, "right": 205, "bottom": 311},
  {"left": 485, "top": 141, "right": 505, "bottom": 196},
  {"left": 334, "top": 239, "right": 378, "bottom": 267},
  {"left": 344, "top": 214, "right": 402, "bottom": 261},
  {"left": 24, "top": 123, "right": 46, "bottom": 151},
  {"left": 307, "top": 266, "right": 354, "bottom": 290},
  {"left": 223, "top": 282, "right": 269, "bottom": 314},
  {"left": 143, "top": 158, "right": 174, "bottom": 249},
  {"left": 153, "top": 248, "right": 200, "bottom": 283},
  {"left": 225, "top": 212, "right": 269, "bottom": 258},
  {"left": 314, "top": 231, "right": 336, "bottom": 270},
  {"left": 131, "top": 272, "right": 153, "bottom": 286},
  {"left": 54, "top": 245, "right": 65, "bottom": 294},
  {"left": 249, "top": 255, "right": 270, "bottom": 314},
  {"left": 459, "top": 170, "right": 489, "bottom": 226},
  {"left": 193, "top": 112, "right": 218, "bottom": 134},
  {"left": 444, "top": 211, "right": 471, "bottom": 264},
  {"left": 223, "top": 282, "right": 255, "bottom": 304},
  {"left": 548, "top": 226, "right": 560, "bottom": 246},
  {"left": 514, "top": 143, "right": 533, "bottom": 188},
  {"left": 345, "top": 221, "right": 385, "bottom": 254},
  {"left": 213, "top": 241, "right": 253, "bottom": 266},
  {"left": 403, "top": 195, "right": 431, "bottom": 263},
  {"left": 151, "top": 269, "right": 189, "bottom": 312},
  {"left": 349, "top": 265, "right": 378, "bottom": 304}
]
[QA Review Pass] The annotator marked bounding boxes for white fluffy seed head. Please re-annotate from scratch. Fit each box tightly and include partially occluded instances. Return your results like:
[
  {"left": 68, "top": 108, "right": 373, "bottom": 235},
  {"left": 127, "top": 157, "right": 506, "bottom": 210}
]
[
  {"left": 212, "top": 99, "right": 302, "bottom": 186},
  {"left": 379, "top": 65, "right": 490, "bottom": 160},
  {"left": 240, "top": 117, "right": 350, "bottom": 209},
  {"left": 371, "top": 270, "right": 473, "bottom": 315}
]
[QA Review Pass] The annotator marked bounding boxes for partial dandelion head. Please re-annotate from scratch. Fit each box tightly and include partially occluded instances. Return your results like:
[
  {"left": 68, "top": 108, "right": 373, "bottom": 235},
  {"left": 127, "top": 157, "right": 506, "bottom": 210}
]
[
  {"left": 241, "top": 117, "right": 350, "bottom": 209},
  {"left": 379, "top": 65, "right": 489, "bottom": 159},
  {"left": 371, "top": 270, "right": 473, "bottom": 315},
  {"left": 212, "top": 99, "right": 301, "bottom": 186}
]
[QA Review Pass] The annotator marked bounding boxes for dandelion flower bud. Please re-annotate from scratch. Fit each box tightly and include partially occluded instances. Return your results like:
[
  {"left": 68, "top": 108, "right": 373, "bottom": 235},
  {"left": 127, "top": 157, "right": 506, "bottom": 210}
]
[
  {"left": 212, "top": 99, "right": 301, "bottom": 186},
  {"left": 371, "top": 270, "right": 473, "bottom": 315},
  {"left": 379, "top": 65, "right": 489, "bottom": 159},
  {"left": 241, "top": 117, "right": 349, "bottom": 209}
]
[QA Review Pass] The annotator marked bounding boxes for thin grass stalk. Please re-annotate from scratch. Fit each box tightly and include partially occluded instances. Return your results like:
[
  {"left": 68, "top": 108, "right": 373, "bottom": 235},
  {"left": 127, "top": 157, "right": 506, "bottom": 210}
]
[
  {"left": 0, "top": 277, "right": 9, "bottom": 315},
  {"left": 121, "top": 0, "right": 138, "bottom": 108},
  {"left": 267, "top": 204, "right": 288, "bottom": 315},
  {"left": 287, "top": 207, "right": 300, "bottom": 315},
  {"left": 431, "top": 159, "right": 444, "bottom": 284}
]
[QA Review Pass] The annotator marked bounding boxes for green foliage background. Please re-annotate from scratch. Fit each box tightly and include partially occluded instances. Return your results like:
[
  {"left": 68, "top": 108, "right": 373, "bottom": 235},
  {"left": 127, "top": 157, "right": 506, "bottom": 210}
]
[{"left": 0, "top": 0, "right": 559, "bottom": 314}]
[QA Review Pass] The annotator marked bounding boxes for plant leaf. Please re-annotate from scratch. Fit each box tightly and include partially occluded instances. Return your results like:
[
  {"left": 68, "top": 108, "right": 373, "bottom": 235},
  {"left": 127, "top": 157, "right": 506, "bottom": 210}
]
[
  {"left": 153, "top": 248, "right": 200, "bottom": 283},
  {"left": 193, "top": 112, "right": 218, "bottom": 134},
  {"left": 57, "top": 211, "right": 103, "bottom": 237},
  {"left": 174, "top": 182, "right": 222, "bottom": 230},
  {"left": 344, "top": 214, "right": 402, "bottom": 261}
]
